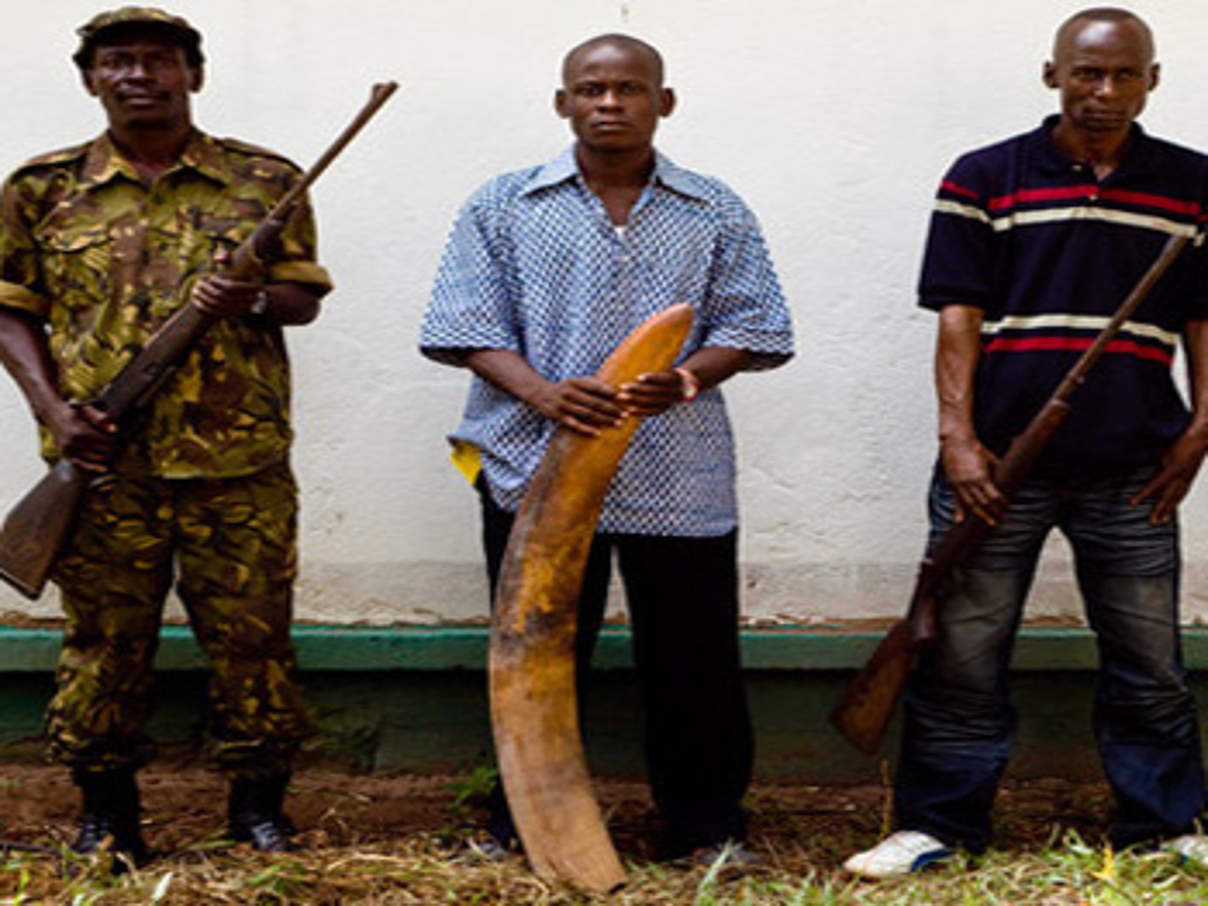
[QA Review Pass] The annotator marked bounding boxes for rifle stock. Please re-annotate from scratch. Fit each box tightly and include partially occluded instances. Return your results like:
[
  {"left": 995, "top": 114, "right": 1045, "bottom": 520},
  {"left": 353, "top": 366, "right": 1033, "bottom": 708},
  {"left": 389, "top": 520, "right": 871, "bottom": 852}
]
[
  {"left": 0, "top": 81, "right": 398, "bottom": 599},
  {"left": 829, "top": 399, "right": 1071, "bottom": 753},
  {"left": 830, "top": 233, "right": 1190, "bottom": 753},
  {"left": 0, "top": 461, "right": 88, "bottom": 599}
]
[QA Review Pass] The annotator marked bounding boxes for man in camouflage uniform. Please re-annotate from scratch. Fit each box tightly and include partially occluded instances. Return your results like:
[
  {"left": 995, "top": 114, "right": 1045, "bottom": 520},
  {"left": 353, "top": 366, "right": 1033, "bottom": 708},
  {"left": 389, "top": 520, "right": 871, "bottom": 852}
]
[{"left": 0, "top": 7, "right": 331, "bottom": 862}]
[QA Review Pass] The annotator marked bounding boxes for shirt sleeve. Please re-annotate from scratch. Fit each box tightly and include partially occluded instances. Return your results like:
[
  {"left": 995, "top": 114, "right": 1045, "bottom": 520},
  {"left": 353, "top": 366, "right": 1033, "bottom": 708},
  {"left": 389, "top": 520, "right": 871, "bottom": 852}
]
[
  {"left": 266, "top": 189, "right": 332, "bottom": 292},
  {"left": 0, "top": 172, "right": 50, "bottom": 317},
  {"left": 698, "top": 192, "right": 794, "bottom": 371},
  {"left": 1183, "top": 172, "right": 1208, "bottom": 322},
  {"left": 917, "top": 156, "right": 996, "bottom": 313},
  {"left": 1186, "top": 237, "right": 1208, "bottom": 322},
  {"left": 420, "top": 181, "right": 522, "bottom": 366}
]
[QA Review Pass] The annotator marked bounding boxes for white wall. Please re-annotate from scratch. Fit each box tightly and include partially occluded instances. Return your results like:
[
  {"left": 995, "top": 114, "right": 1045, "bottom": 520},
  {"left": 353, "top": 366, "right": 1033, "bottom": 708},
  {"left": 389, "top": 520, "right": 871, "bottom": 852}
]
[{"left": 3, "top": 0, "right": 1208, "bottom": 624}]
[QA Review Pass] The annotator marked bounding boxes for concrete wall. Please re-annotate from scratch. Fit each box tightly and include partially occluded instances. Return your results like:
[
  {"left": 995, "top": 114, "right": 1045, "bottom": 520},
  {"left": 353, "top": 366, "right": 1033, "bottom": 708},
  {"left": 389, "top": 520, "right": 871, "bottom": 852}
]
[{"left": 2, "top": 0, "right": 1208, "bottom": 624}]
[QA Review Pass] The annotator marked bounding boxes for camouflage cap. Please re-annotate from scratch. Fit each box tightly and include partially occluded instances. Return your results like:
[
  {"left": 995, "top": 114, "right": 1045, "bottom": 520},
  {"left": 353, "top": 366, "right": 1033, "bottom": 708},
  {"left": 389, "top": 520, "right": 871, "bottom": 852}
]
[{"left": 73, "top": 6, "right": 204, "bottom": 69}]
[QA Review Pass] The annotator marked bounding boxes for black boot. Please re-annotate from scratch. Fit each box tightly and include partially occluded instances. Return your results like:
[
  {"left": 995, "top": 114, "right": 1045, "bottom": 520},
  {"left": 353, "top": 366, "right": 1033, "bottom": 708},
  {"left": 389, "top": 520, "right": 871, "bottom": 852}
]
[
  {"left": 71, "top": 768, "right": 147, "bottom": 871},
  {"left": 228, "top": 774, "right": 296, "bottom": 852}
]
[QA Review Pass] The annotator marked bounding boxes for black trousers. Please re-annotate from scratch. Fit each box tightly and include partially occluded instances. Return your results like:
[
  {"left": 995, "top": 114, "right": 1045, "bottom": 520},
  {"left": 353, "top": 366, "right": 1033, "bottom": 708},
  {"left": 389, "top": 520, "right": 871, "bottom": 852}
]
[{"left": 478, "top": 479, "right": 753, "bottom": 853}]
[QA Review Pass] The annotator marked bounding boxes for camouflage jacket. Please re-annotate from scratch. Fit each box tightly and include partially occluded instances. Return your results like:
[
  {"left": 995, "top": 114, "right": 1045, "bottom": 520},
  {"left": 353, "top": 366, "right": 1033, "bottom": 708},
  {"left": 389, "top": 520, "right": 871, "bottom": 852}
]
[{"left": 0, "top": 130, "right": 332, "bottom": 478}]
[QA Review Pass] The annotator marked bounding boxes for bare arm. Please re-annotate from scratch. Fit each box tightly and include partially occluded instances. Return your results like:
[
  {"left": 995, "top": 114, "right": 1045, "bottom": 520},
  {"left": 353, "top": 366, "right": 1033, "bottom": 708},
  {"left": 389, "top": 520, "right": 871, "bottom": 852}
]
[
  {"left": 0, "top": 308, "right": 117, "bottom": 470},
  {"left": 464, "top": 348, "right": 623, "bottom": 437},
  {"left": 1130, "top": 318, "right": 1208, "bottom": 524},
  {"left": 935, "top": 304, "right": 1006, "bottom": 525},
  {"left": 617, "top": 346, "right": 753, "bottom": 415}
]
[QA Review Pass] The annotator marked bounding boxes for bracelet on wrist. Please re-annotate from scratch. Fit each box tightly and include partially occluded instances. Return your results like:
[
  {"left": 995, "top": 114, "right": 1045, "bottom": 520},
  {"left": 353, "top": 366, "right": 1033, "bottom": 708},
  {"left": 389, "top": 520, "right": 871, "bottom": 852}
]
[
  {"left": 250, "top": 288, "right": 270, "bottom": 317},
  {"left": 675, "top": 367, "right": 701, "bottom": 403}
]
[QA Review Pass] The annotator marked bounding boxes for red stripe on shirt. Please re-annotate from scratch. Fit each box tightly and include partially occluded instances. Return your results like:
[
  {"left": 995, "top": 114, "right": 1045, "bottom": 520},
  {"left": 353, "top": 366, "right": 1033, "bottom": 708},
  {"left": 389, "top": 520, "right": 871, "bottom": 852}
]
[
  {"left": 940, "top": 180, "right": 979, "bottom": 200},
  {"left": 987, "top": 185, "right": 1199, "bottom": 217},
  {"left": 983, "top": 336, "right": 1173, "bottom": 365},
  {"left": 988, "top": 185, "right": 1098, "bottom": 211},
  {"left": 1099, "top": 189, "right": 1200, "bottom": 216}
]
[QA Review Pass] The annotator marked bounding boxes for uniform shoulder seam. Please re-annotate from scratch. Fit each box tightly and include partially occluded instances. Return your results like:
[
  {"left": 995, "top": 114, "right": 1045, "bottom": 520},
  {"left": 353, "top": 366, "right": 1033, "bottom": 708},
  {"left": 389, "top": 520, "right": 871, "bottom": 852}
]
[
  {"left": 216, "top": 137, "right": 301, "bottom": 170},
  {"left": 11, "top": 141, "right": 92, "bottom": 174}
]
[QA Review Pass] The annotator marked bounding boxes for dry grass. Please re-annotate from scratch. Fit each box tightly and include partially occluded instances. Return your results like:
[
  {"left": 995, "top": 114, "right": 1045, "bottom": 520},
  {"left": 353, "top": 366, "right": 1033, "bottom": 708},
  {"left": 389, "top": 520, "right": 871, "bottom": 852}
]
[
  {"left": 4, "top": 834, "right": 1208, "bottom": 906},
  {"left": 3, "top": 769, "right": 1208, "bottom": 905}
]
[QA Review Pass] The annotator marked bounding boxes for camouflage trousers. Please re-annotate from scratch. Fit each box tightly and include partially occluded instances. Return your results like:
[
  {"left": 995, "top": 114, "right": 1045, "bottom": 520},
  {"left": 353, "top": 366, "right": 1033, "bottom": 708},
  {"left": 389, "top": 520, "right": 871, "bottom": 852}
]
[{"left": 45, "top": 462, "right": 314, "bottom": 779}]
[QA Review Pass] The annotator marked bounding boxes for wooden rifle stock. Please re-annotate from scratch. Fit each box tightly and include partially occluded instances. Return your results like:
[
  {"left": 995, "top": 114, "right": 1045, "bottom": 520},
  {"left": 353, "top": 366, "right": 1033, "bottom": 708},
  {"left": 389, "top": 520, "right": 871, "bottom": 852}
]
[
  {"left": 829, "top": 232, "right": 1191, "bottom": 754},
  {"left": 0, "top": 81, "right": 398, "bottom": 599}
]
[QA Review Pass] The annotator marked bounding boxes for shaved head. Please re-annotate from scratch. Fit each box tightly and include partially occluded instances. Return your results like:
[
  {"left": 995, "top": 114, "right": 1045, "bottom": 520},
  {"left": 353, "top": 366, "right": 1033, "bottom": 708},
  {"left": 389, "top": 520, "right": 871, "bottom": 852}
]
[
  {"left": 561, "top": 34, "right": 664, "bottom": 87},
  {"left": 1043, "top": 5, "right": 1159, "bottom": 145},
  {"left": 1053, "top": 8, "right": 1154, "bottom": 64}
]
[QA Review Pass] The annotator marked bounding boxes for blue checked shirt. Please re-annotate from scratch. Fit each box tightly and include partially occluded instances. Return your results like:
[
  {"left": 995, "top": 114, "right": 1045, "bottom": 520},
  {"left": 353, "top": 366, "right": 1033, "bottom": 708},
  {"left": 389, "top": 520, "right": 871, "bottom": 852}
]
[{"left": 421, "top": 147, "right": 794, "bottom": 536}]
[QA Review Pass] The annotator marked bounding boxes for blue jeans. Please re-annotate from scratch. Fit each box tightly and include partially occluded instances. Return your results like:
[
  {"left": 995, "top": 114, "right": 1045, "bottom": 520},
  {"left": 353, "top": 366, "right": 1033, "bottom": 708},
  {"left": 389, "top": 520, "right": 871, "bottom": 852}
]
[{"left": 895, "top": 464, "right": 1206, "bottom": 850}]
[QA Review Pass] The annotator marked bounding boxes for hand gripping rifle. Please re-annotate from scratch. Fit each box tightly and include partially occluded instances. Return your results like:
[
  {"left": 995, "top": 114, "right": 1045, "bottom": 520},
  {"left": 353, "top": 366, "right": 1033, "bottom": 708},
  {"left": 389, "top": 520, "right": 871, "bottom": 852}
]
[
  {"left": 0, "top": 81, "right": 398, "bottom": 599},
  {"left": 829, "top": 233, "right": 1190, "bottom": 754}
]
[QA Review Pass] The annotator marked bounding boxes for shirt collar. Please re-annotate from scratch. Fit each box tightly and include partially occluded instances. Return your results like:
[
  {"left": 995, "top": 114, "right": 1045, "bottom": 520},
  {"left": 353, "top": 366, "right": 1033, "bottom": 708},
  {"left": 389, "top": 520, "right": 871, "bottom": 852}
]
[
  {"left": 1029, "top": 113, "right": 1156, "bottom": 178},
  {"left": 79, "top": 129, "right": 231, "bottom": 189},
  {"left": 521, "top": 145, "right": 709, "bottom": 201}
]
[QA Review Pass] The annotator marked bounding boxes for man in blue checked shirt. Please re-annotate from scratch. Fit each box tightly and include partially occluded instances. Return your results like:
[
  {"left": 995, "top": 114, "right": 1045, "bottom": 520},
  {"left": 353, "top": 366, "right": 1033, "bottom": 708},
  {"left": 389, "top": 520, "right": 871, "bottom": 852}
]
[{"left": 420, "top": 33, "right": 793, "bottom": 863}]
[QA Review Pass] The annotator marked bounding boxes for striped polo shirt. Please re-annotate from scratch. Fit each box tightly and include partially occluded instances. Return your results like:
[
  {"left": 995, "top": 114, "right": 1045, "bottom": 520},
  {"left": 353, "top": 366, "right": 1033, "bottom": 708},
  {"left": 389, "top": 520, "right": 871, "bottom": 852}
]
[{"left": 919, "top": 115, "right": 1208, "bottom": 480}]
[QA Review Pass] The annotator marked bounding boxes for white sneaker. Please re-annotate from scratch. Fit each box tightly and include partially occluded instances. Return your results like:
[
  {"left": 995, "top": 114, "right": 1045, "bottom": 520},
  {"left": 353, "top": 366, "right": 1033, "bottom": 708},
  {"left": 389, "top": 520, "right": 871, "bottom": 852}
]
[
  {"left": 1162, "top": 834, "right": 1208, "bottom": 866},
  {"left": 843, "top": 830, "right": 952, "bottom": 879}
]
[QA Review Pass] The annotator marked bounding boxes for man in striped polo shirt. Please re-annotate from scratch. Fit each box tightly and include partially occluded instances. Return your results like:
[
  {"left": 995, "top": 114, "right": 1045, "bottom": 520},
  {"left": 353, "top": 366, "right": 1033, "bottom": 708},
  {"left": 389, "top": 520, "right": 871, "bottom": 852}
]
[{"left": 846, "top": 7, "right": 1208, "bottom": 878}]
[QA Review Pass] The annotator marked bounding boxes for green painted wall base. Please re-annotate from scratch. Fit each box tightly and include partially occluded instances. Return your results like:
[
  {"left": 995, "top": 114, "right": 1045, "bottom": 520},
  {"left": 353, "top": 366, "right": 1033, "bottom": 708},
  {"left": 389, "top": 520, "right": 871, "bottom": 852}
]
[{"left": 3, "top": 625, "right": 1207, "bottom": 781}]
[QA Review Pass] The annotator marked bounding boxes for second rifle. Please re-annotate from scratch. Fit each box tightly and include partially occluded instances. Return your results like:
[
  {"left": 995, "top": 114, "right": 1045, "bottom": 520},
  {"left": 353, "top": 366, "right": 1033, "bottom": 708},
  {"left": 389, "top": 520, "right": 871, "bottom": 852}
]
[{"left": 829, "top": 232, "right": 1191, "bottom": 754}]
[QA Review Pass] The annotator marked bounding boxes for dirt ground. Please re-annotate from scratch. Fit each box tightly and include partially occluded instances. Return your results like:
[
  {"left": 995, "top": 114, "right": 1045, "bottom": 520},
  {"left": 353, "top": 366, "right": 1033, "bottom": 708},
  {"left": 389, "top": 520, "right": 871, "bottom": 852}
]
[{"left": 0, "top": 762, "right": 1115, "bottom": 867}]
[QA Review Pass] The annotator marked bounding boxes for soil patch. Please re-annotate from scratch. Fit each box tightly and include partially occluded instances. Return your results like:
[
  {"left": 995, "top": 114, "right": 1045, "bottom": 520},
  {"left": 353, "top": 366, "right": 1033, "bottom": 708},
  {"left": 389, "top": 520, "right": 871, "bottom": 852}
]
[{"left": 0, "top": 763, "right": 1113, "bottom": 863}]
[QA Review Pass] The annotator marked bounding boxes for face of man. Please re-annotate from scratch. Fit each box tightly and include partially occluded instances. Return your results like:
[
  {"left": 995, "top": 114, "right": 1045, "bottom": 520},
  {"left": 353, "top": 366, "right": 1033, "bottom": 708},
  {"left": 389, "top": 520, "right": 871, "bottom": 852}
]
[
  {"left": 82, "top": 34, "right": 202, "bottom": 133},
  {"left": 1043, "top": 17, "right": 1158, "bottom": 136},
  {"left": 554, "top": 41, "right": 674, "bottom": 154}
]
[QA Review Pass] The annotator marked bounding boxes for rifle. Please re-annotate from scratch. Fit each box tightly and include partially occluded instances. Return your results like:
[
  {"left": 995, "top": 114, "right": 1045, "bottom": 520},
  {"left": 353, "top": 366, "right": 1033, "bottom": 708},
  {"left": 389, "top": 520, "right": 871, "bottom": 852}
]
[
  {"left": 830, "top": 232, "right": 1191, "bottom": 754},
  {"left": 0, "top": 81, "right": 398, "bottom": 599}
]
